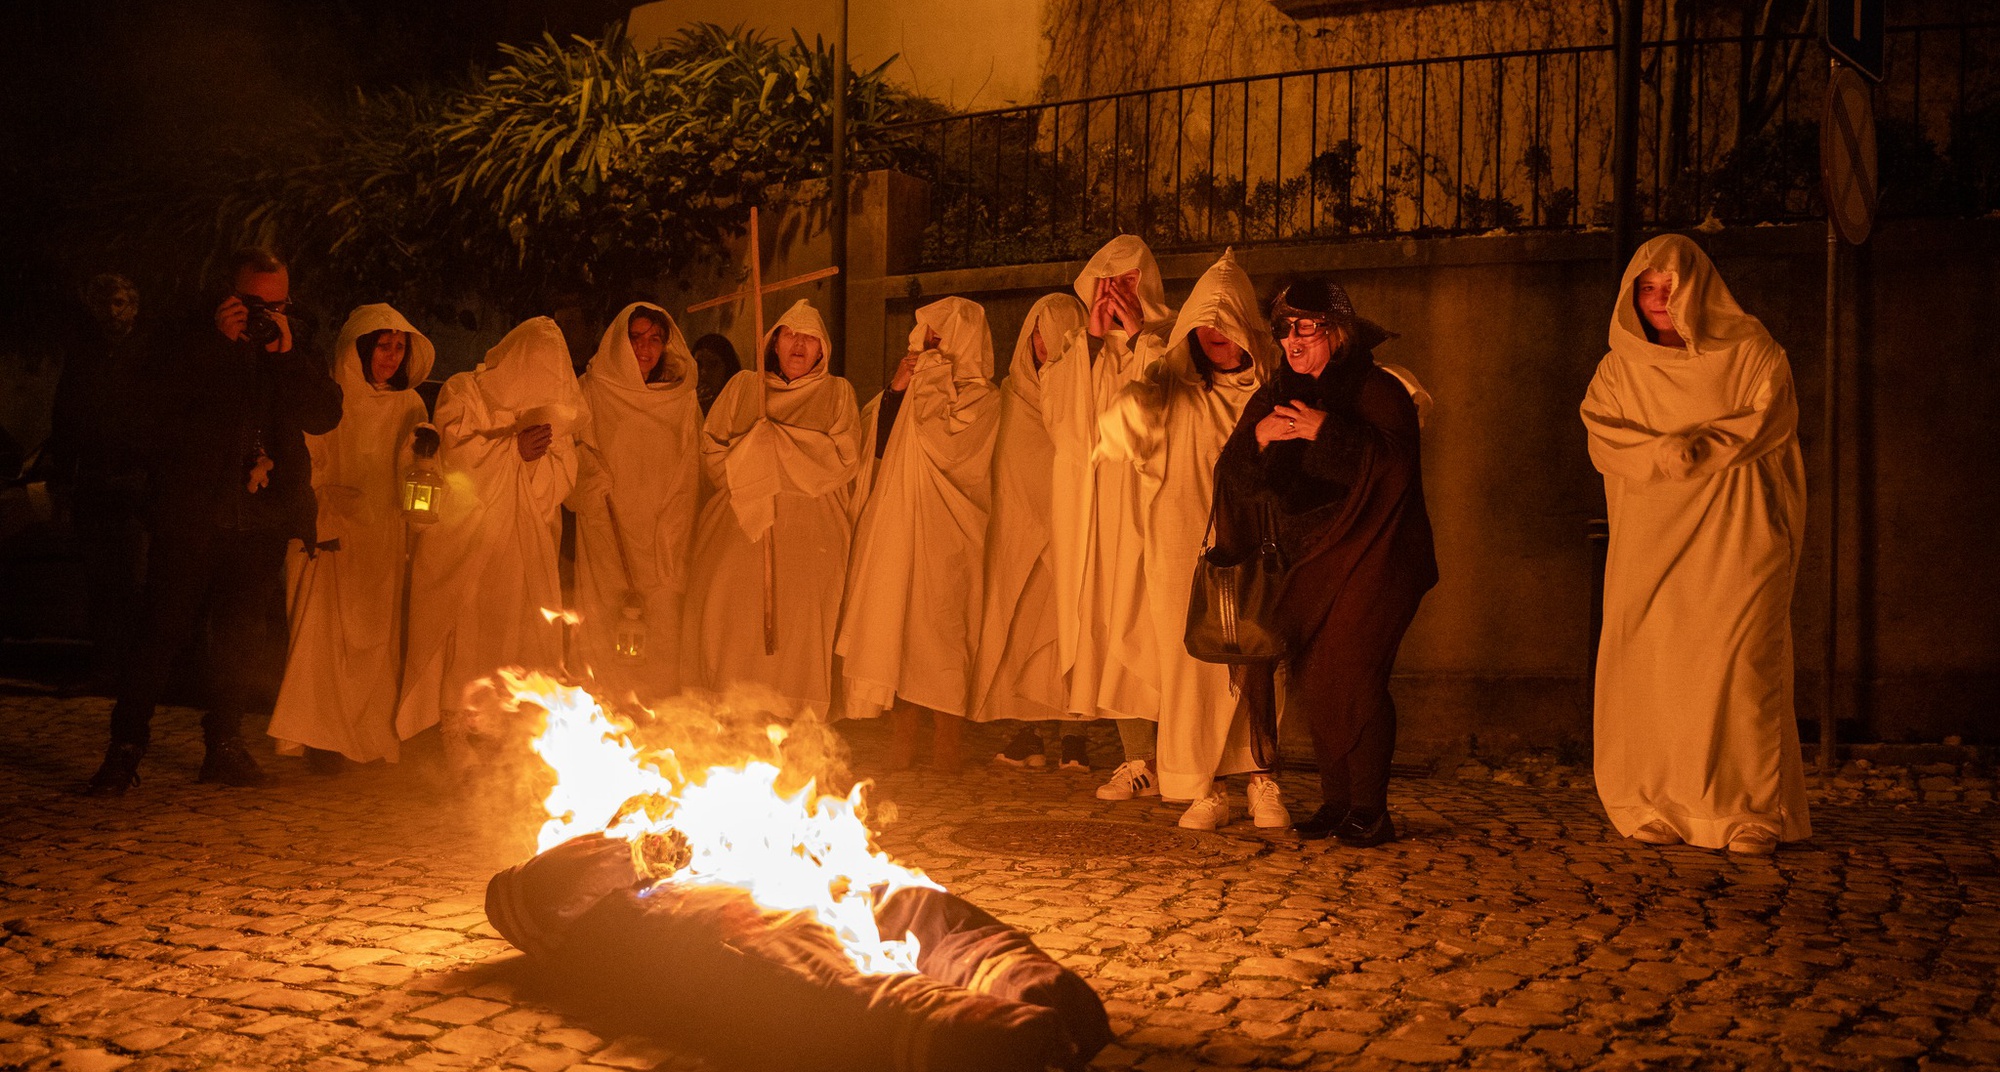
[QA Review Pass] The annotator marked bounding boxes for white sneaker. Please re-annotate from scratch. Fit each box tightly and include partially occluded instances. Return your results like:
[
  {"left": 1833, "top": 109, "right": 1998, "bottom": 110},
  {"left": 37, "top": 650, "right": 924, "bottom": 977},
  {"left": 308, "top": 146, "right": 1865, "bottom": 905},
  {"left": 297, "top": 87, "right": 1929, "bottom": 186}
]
[
  {"left": 1094, "top": 759, "right": 1160, "bottom": 800},
  {"left": 1178, "top": 790, "right": 1230, "bottom": 830},
  {"left": 1632, "top": 820, "right": 1684, "bottom": 845},
  {"left": 1246, "top": 776, "right": 1290, "bottom": 828},
  {"left": 1726, "top": 826, "right": 1779, "bottom": 856}
]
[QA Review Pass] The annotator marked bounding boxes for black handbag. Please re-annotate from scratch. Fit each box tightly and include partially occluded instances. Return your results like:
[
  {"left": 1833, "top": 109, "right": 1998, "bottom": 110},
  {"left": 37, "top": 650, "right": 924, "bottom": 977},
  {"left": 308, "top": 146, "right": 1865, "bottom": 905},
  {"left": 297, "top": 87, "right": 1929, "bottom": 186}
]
[{"left": 1184, "top": 497, "right": 1288, "bottom": 664}]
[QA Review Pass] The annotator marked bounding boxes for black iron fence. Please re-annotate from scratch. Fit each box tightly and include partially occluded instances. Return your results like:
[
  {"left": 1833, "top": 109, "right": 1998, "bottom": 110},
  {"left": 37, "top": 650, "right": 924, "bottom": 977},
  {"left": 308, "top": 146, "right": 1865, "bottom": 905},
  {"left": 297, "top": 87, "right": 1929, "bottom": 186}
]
[{"left": 888, "top": 21, "right": 1999, "bottom": 270}]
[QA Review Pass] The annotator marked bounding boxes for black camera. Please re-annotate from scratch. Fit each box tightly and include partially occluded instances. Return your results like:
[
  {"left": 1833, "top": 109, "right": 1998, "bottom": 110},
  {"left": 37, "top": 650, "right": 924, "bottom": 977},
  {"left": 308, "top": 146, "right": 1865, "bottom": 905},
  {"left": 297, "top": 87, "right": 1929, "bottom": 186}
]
[{"left": 239, "top": 295, "right": 285, "bottom": 349}]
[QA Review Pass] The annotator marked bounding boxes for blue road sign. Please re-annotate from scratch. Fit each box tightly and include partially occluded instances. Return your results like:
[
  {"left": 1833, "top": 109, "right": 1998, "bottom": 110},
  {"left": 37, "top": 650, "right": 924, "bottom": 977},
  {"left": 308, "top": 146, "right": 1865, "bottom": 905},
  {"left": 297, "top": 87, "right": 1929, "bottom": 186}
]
[{"left": 1822, "top": 0, "right": 1884, "bottom": 83}]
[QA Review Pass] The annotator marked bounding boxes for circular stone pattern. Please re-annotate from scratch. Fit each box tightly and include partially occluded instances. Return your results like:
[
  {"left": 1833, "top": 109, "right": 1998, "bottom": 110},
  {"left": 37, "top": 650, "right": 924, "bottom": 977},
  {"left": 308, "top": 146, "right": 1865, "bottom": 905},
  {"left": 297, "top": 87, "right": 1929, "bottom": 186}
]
[{"left": 948, "top": 819, "right": 1268, "bottom": 863}]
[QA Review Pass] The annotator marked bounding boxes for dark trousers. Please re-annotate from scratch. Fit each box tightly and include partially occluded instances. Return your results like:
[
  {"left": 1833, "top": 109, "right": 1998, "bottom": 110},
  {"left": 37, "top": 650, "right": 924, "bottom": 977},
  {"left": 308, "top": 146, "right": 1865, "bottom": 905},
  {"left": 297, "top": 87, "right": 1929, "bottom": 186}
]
[
  {"left": 71, "top": 489, "right": 148, "bottom": 683},
  {"left": 1270, "top": 588, "right": 1424, "bottom": 816},
  {"left": 110, "top": 529, "right": 288, "bottom": 749}
]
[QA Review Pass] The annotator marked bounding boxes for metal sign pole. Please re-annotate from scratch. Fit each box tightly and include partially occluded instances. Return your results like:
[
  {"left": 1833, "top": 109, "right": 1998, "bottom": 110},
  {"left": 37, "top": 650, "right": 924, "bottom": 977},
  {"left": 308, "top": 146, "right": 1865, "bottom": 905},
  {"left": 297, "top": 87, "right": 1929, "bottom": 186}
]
[
  {"left": 1823, "top": 187, "right": 1840, "bottom": 776},
  {"left": 1817, "top": 53, "right": 1878, "bottom": 775}
]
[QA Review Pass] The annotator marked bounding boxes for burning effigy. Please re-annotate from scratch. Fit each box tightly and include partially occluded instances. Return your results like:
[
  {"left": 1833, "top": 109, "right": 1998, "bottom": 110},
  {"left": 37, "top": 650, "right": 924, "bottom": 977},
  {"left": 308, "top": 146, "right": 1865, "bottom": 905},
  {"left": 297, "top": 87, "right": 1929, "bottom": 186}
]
[{"left": 477, "top": 670, "right": 1112, "bottom": 1072}]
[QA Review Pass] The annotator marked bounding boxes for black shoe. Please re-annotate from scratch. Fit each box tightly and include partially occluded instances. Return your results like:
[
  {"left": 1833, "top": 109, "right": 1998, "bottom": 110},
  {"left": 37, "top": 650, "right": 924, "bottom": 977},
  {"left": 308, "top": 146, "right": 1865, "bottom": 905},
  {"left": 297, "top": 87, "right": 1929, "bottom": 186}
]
[
  {"left": 1059, "top": 734, "right": 1090, "bottom": 772},
  {"left": 993, "top": 727, "right": 1046, "bottom": 769},
  {"left": 199, "top": 736, "right": 269, "bottom": 787},
  {"left": 1334, "top": 809, "right": 1398, "bottom": 848},
  {"left": 1293, "top": 803, "right": 1349, "bottom": 840},
  {"left": 304, "top": 747, "right": 346, "bottom": 777},
  {"left": 85, "top": 742, "right": 145, "bottom": 797}
]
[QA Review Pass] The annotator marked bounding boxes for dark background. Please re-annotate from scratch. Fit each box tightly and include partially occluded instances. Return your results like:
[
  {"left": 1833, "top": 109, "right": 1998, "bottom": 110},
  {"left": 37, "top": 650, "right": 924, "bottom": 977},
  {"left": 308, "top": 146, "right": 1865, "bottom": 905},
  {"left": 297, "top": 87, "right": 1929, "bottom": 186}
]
[{"left": 0, "top": 0, "right": 631, "bottom": 347}]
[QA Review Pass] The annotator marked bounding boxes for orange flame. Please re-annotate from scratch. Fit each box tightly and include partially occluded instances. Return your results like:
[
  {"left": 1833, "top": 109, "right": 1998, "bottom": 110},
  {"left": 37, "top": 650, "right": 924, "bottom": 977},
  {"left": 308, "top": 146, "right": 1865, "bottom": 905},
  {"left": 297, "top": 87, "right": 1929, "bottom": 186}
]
[{"left": 502, "top": 669, "right": 938, "bottom": 975}]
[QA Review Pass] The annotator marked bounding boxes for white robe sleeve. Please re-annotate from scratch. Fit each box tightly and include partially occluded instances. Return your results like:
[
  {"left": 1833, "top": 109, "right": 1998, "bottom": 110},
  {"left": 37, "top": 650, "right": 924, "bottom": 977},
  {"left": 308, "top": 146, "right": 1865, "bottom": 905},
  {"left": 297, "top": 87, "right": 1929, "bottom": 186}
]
[
  {"left": 1584, "top": 347, "right": 1798, "bottom": 485},
  {"left": 1092, "top": 361, "right": 1169, "bottom": 479}
]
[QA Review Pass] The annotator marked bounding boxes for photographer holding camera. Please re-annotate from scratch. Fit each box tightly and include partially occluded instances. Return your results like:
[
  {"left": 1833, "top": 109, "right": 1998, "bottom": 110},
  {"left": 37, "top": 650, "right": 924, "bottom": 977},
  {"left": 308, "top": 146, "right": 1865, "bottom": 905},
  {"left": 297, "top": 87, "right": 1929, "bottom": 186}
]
[{"left": 85, "top": 247, "right": 342, "bottom": 796}]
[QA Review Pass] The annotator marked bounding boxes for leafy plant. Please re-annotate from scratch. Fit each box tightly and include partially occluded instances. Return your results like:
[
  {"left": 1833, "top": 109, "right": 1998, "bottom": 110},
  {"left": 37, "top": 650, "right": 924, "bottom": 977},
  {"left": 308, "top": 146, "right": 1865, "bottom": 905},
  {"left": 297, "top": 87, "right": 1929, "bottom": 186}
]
[{"left": 90, "top": 24, "right": 928, "bottom": 323}]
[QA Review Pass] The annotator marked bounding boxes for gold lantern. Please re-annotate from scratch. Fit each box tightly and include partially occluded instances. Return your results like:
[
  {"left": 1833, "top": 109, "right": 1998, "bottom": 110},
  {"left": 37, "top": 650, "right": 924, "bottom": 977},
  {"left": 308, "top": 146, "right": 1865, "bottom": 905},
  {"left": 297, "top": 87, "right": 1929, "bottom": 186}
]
[
  {"left": 613, "top": 594, "right": 648, "bottom": 662},
  {"left": 402, "top": 426, "right": 444, "bottom": 524},
  {"left": 401, "top": 458, "right": 444, "bottom": 524}
]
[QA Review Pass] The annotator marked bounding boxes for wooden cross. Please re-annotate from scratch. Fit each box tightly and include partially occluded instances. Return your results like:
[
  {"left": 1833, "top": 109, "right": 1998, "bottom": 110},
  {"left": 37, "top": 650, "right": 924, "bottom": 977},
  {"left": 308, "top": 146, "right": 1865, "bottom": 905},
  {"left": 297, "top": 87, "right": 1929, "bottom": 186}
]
[{"left": 686, "top": 205, "right": 840, "bottom": 654}]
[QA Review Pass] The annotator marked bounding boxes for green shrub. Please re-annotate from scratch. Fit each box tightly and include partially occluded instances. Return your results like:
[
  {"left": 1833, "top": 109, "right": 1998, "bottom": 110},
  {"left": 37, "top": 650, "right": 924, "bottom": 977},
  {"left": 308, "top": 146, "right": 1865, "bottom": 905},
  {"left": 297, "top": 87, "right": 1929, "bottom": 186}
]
[{"left": 96, "top": 25, "right": 927, "bottom": 322}]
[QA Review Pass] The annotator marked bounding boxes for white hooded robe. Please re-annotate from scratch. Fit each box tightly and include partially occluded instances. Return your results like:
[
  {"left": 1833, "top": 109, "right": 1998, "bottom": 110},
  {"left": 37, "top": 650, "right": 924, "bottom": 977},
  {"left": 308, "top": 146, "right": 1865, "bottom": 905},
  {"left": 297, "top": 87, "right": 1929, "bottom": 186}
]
[
  {"left": 969, "top": 294, "right": 1089, "bottom": 723},
  {"left": 1096, "top": 250, "right": 1277, "bottom": 799},
  {"left": 568, "top": 303, "right": 702, "bottom": 700},
  {"left": 1043, "top": 234, "right": 1177, "bottom": 721},
  {"left": 683, "top": 301, "right": 863, "bottom": 718},
  {"left": 269, "top": 304, "right": 436, "bottom": 762},
  {"left": 1582, "top": 234, "right": 1812, "bottom": 848},
  {"left": 838, "top": 297, "right": 1002, "bottom": 718},
  {"left": 396, "top": 317, "right": 582, "bottom": 738}
]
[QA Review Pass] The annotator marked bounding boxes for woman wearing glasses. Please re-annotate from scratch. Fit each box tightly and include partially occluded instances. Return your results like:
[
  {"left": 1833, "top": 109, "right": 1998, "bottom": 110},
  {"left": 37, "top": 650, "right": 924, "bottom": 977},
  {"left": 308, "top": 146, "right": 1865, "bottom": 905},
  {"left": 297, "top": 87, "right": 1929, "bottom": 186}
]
[{"left": 1212, "top": 279, "right": 1436, "bottom": 847}]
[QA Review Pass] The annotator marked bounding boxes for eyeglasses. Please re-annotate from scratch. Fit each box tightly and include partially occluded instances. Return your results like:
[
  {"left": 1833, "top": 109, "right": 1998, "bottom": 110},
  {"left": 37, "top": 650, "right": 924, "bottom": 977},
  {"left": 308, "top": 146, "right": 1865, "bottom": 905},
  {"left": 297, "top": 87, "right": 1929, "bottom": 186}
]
[{"left": 1273, "top": 316, "right": 1331, "bottom": 341}]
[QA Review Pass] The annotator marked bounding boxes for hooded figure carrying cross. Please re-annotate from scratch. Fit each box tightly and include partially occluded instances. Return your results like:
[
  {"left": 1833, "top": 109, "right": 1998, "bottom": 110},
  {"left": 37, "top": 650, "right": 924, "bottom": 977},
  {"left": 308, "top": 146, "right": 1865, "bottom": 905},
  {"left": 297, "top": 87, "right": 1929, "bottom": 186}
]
[{"left": 680, "top": 209, "right": 859, "bottom": 717}]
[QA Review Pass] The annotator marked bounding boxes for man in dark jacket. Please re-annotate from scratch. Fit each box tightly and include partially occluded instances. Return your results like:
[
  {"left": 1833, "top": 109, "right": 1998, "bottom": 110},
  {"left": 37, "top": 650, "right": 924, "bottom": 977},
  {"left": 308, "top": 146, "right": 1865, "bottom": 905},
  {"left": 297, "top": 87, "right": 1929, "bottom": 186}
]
[
  {"left": 47, "top": 274, "right": 151, "bottom": 693},
  {"left": 85, "top": 248, "right": 342, "bottom": 796}
]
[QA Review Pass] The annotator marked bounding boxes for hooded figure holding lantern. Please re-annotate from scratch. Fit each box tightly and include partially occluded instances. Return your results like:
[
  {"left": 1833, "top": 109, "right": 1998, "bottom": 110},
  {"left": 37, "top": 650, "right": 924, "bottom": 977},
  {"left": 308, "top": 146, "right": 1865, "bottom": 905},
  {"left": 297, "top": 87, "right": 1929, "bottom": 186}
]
[
  {"left": 269, "top": 304, "right": 435, "bottom": 768},
  {"left": 395, "top": 317, "right": 582, "bottom": 770},
  {"left": 567, "top": 303, "right": 703, "bottom": 701}
]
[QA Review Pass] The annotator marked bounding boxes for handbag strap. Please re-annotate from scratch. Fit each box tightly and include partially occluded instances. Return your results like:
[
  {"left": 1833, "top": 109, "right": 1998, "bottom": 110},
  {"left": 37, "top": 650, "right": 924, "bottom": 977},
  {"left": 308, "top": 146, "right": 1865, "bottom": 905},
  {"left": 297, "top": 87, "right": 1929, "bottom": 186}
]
[
  {"left": 1201, "top": 484, "right": 1281, "bottom": 557},
  {"left": 1199, "top": 480, "right": 1223, "bottom": 553}
]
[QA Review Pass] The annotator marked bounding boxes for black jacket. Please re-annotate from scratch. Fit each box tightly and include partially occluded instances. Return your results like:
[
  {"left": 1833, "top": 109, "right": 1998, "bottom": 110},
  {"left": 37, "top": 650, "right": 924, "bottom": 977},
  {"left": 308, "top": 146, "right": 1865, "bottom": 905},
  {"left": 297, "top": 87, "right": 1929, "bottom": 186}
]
[
  {"left": 139, "top": 305, "right": 342, "bottom": 545},
  {"left": 47, "top": 319, "right": 152, "bottom": 501}
]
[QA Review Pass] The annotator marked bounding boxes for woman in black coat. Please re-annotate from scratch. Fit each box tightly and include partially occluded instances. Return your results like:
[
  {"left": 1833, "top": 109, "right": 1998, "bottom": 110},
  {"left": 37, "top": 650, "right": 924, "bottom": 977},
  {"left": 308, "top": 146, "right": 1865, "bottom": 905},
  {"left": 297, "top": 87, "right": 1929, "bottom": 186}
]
[{"left": 1212, "top": 279, "right": 1436, "bottom": 846}]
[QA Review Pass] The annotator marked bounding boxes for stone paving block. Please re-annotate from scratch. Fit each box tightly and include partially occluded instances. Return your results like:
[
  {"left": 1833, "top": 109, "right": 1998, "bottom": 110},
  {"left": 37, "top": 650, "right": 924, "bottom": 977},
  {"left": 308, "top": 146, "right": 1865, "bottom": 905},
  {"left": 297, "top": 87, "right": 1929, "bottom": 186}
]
[
  {"left": 535, "top": 1028, "right": 605, "bottom": 1053},
  {"left": 0, "top": 1039, "right": 55, "bottom": 1065},
  {"left": 234, "top": 1014, "right": 315, "bottom": 1037},
  {"left": 379, "top": 1020, "right": 443, "bottom": 1040},
  {"left": 302, "top": 1058, "right": 372, "bottom": 1072},
  {"left": 1143, "top": 1009, "right": 1231, "bottom": 1032},
  {"left": 431, "top": 1025, "right": 515, "bottom": 1059},
  {"left": 502, "top": 1045, "right": 590, "bottom": 1072},
  {"left": 1230, "top": 998, "right": 1304, "bottom": 1023},
  {"left": 1524, "top": 1029, "right": 1606, "bottom": 1060},
  {"left": 1460, "top": 1024, "right": 1527, "bottom": 1048},
  {"left": 235, "top": 985, "right": 346, "bottom": 1013},
  {"left": 1231, "top": 956, "right": 1328, "bottom": 983},
  {"left": 588, "top": 1035, "right": 684, "bottom": 1070},
  {"left": 410, "top": 996, "right": 511, "bottom": 1025},
  {"left": 1364, "top": 1038, "right": 1465, "bottom": 1063},
  {"left": 27, "top": 1048, "right": 133, "bottom": 1072},
  {"left": 308, "top": 946, "right": 399, "bottom": 971},
  {"left": 1196, "top": 1040, "right": 1274, "bottom": 1064}
]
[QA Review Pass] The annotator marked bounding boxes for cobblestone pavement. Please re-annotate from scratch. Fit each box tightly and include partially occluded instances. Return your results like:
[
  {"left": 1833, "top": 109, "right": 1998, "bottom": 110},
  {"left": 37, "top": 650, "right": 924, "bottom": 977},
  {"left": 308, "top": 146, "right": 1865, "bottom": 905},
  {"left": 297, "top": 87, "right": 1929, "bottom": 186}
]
[{"left": 2, "top": 684, "right": 1996, "bottom": 1072}]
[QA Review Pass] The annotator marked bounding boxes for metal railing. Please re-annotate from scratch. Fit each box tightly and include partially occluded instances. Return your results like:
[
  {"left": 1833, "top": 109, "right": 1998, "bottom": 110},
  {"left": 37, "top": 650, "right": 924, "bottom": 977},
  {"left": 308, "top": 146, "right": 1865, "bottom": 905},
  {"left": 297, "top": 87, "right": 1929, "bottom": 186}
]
[{"left": 888, "top": 21, "right": 1998, "bottom": 270}]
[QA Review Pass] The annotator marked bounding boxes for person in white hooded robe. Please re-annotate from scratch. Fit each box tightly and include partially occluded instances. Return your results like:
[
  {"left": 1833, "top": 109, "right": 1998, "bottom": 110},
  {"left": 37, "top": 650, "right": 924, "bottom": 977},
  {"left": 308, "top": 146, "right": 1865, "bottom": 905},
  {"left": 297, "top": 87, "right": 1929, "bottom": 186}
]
[
  {"left": 838, "top": 297, "right": 1002, "bottom": 769},
  {"left": 683, "top": 300, "right": 863, "bottom": 718},
  {"left": 971, "top": 294, "right": 1091, "bottom": 770},
  {"left": 1042, "top": 235, "right": 1177, "bottom": 800},
  {"left": 1095, "top": 250, "right": 1291, "bottom": 829},
  {"left": 1582, "top": 234, "right": 1811, "bottom": 856},
  {"left": 567, "top": 303, "right": 702, "bottom": 700},
  {"left": 268, "top": 304, "right": 435, "bottom": 768},
  {"left": 395, "top": 317, "right": 582, "bottom": 766}
]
